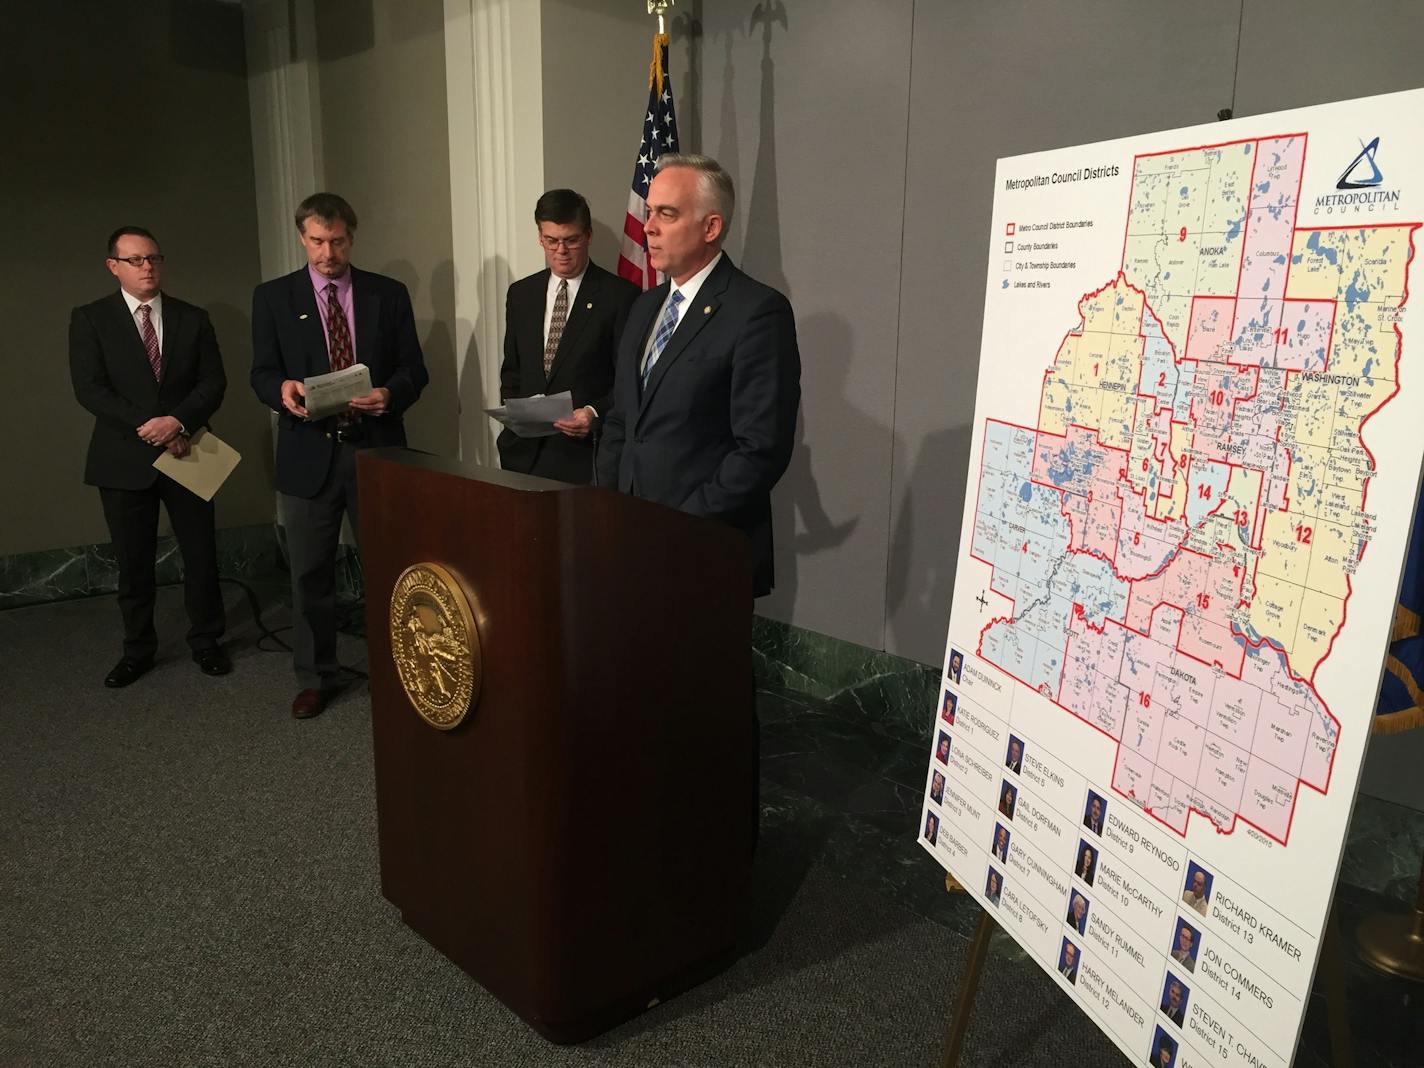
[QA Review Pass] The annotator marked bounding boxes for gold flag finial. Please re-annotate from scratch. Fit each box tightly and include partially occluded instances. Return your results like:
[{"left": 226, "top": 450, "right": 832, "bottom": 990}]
[{"left": 647, "top": 0, "right": 675, "bottom": 36}]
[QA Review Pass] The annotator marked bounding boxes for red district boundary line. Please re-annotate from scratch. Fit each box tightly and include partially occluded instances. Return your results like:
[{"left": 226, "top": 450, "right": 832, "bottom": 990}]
[{"left": 975, "top": 128, "right": 1421, "bottom": 846}]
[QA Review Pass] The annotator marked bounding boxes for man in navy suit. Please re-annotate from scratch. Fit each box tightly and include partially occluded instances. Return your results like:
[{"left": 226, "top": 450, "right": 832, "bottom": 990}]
[
  {"left": 69, "top": 226, "right": 229, "bottom": 688},
  {"left": 498, "top": 189, "right": 637, "bottom": 483},
  {"left": 597, "top": 154, "right": 801, "bottom": 599},
  {"left": 251, "top": 193, "right": 428, "bottom": 718}
]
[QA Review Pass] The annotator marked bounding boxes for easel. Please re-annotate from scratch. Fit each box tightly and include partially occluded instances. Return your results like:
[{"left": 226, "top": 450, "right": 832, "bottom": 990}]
[{"left": 936, "top": 874, "right": 1360, "bottom": 1068}]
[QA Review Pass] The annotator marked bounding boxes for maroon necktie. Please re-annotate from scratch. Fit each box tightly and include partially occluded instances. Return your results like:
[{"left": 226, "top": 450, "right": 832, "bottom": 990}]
[
  {"left": 138, "top": 304, "right": 161, "bottom": 379},
  {"left": 324, "top": 283, "right": 354, "bottom": 370}
]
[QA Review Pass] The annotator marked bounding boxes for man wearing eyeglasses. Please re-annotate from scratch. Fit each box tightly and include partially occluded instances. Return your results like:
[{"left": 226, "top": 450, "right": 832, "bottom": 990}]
[
  {"left": 497, "top": 189, "right": 637, "bottom": 483},
  {"left": 68, "top": 226, "right": 230, "bottom": 687},
  {"left": 250, "top": 193, "right": 428, "bottom": 719}
]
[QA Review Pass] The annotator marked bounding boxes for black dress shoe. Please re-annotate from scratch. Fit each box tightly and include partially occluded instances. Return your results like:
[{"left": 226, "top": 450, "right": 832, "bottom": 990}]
[
  {"left": 104, "top": 657, "right": 154, "bottom": 688},
  {"left": 193, "top": 647, "right": 232, "bottom": 676}
]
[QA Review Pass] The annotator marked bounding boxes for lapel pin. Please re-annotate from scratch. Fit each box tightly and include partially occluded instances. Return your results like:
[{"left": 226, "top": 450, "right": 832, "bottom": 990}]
[
  {"left": 704, "top": 305, "right": 712, "bottom": 314},
  {"left": 299, "top": 313, "right": 309, "bottom": 320},
  {"left": 586, "top": 302, "right": 594, "bottom": 309}
]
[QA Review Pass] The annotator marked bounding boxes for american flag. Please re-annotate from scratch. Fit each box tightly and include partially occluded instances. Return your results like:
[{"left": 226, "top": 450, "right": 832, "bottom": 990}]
[{"left": 617, "top": 32, "right": 680, "bottom": 290}]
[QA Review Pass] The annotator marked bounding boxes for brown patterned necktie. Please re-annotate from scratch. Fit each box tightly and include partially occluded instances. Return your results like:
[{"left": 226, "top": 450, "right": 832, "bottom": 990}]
[
  {"left": 544, "top": 278, "right": 568, "bottom": 378},
  {"left": 138, "top": 303, "right": 161, "bottom": 379},
  {"left": 324, "top": 282, "right": 354, "bottom": 370}
]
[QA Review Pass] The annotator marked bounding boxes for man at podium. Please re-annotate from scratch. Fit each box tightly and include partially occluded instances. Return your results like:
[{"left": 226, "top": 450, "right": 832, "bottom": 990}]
[{"left": 597, "top": 154, "right": 801, "bottom": 598}]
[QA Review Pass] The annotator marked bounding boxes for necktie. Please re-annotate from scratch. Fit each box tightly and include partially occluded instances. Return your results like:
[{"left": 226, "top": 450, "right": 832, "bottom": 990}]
[
  {"left": 138, "top": 304, "right": 161, "bottom": 379},
  {"left": 544, "top": 278, "right": 568, "bottom": 378},
  {"left": 641, "top": 289, "right": 684, "bottom": 390},
  {"left": 324, "top": 283, "right": 354, "bottom": 371}
]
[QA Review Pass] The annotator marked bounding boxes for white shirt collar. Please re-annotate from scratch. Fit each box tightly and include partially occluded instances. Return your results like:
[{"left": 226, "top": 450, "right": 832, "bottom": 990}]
[
  {"left": 667, "top": 251, "right": 723, "bottom": 309},
  {"left": 120, "top": 289, "right": 163, "bottom": 319}
]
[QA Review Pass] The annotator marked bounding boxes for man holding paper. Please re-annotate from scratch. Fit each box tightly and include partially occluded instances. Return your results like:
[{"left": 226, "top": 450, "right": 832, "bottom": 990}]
[
  {"left": 497, "top": 188, "right": 637, "bottom": 483},
  {"left": 250, "top": 193, "right": 428, "bottom": 718},
  {"left": 69, "top": 226, "right": 230, "bottom": 687}
]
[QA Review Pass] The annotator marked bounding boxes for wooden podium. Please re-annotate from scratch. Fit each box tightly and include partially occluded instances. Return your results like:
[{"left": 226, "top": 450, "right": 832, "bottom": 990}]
[{"left": 357, "top": 448, "right": 755, "bottom": 1043}]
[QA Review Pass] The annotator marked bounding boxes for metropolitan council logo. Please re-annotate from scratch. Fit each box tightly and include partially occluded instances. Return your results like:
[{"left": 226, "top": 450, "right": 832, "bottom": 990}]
[{"left": 1315, "top": 135, "right": 1400, "bottom": 215}]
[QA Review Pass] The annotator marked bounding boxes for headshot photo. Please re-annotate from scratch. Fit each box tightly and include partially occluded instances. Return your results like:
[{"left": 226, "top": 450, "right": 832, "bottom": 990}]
[
  {"left": 998, "top": 780, "right": 1017, "bottom": 819},
  {"left": 1075, "top": 839, "right": 1098, "bottom": 886},
  {"left": 1150, "top": 1026, "right": 1179, "bottom": 1068},
  {"left": 1083, "top": 790, "right": 1107, "bottom": 835},
  {"left": 1058, "top": 938, "right": 1080, "bottom": 984},
  {"left": 1005, "top": 735, "right": 1024, "bottom": 774},
  {"left": 940, "top": 689, "right": 958, "bottom": 725},
  {"left": 991, "top": 823, "right": 1011, "bottom": 862},
  {"left": 1159, "top": 973, "right": 1190, "bottom": 1027},
  {"left": 948, "top": 647, "right": 964, "bottom": 683},
  {"left": 1066, "top": 890, "right": 1089, "bottom": 934},
  {"left": 1182, "top": 862, "right": 1213, "bottom": 917},
  {"left": 984, "top": 867, "right": 1003, "bottom": 907},
  {"left": 935, "top": 730, "right": 952, "bottom": 764},
  {"left": 930, "top": 770, "right": 945, "bottom": 804},
  {"left": 1170, "top": 918, "right": 1201, "bottom": 973},
  {"left": 924, "top": 811, "right": 939, "bottom": 845}
]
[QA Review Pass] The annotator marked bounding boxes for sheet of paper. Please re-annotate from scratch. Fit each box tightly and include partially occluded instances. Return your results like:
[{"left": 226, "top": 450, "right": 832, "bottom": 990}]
[
  {"left": 304, "top": 363, "right": 372, "bottom": 420},
  {"left": 152, "top": 428, "right": 241, "bottom": 502},
  {"left": 485, "top": 391, "right": 575, "bottom": 438}
]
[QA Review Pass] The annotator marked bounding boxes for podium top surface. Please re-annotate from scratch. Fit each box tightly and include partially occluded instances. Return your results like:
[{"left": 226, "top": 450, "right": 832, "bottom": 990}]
[{"left": 358, "top": 447, "right": 573, "bottom": 494}]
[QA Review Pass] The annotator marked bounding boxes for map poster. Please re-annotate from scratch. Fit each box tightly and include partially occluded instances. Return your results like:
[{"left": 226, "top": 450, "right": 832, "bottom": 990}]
[{"left": 920, "top": 88, "right": 1424, "bottom": 1068}]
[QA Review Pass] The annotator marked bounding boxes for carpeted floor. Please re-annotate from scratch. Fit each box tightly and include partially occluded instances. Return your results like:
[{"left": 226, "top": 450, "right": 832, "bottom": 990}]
[{"left": 1, "top": 585, "right": 1420, "bottom": 1067}]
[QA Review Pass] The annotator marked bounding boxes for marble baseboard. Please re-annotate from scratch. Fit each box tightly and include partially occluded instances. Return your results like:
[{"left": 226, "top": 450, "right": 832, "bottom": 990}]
[
  {"left": 0, "top": 524, "right": 282, "bottom": 610},
  {"left": 752, "top": 615, "right": 940, "bottom": 744}
]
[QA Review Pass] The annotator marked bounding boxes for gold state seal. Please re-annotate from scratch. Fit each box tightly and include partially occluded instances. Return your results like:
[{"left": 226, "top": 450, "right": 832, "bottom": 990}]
[{"left": 389, "top": 563, "right": 480, "bottom": 729}]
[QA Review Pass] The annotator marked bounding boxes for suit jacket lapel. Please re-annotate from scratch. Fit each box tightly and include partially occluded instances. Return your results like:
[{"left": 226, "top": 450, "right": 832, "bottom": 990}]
[
  {"left": 290, "top": 270, "right": 328, "bottom": 376},
  {"left": 107, "top": 292, "right": 162, "bottom": 396},
  {"left": 637, "top": 256, "right": 732, "bottom": 416},
  {"left": 160, "top": 296, "right": 193, "bottom": 387},
  {"left": 546, "top": 268, "right": 598, "bottom": 386},
  {"left": 352, "top": 267, "right": 378, "bottom": 372}
]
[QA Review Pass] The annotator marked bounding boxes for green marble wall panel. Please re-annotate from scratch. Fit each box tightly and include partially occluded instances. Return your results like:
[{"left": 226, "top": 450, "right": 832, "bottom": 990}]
[
  {"left": 0, "top": 524, "right": 282, "bottom": 609},
  {"left": 752, "top": 615, "right": 940, "bottom": 744}
]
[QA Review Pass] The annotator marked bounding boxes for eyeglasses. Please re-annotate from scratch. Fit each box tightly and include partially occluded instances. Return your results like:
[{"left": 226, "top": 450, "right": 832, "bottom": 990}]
[
  {"left": 539, "top": 235, "right": 586, "bottom": 251},
  {"left": 110, "top": 255, "right": 166, "bottom": 267}
]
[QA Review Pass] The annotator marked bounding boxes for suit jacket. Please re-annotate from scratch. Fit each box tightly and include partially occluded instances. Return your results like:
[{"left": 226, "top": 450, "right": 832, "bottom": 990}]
[
  {"left": 69, "top": 291, "right": 226, "bottom": 491},
  {"left": 497, "top": 262, "right": 637, "bottom": 484},
  {"left": 597, "top": 255, "right": 800, "bottom": 597},
  {"left": 250, "top": 266, "right": 428, "bottom": 498},
  {"left": 1162, "top": 1000, "right": 1186, "bottom": 1027}
]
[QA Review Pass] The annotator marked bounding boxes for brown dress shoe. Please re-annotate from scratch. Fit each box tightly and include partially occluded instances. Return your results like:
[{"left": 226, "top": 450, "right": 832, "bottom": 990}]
[{"left": 291, "top": 688, "right": 328, "bottom": 719}]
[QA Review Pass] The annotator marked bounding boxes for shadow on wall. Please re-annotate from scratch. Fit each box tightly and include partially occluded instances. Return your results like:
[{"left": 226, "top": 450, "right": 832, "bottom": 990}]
[
  {"left": 457, "top": 255, "right": 511, "bottom": 466},
  {"left": 379, "top": 258, "right": 459, "bottom": 459},
  {"left": 763, "top": 312, "right": 867, "bottom": 622},
  {"left": 381, "top": 262, "right": 458, "bottom": 461},
  {"left": 204, "top": 301, "right": 277, "bottom": 504},
  {"left": 885, "top": 418, "right": 976, "bottom": 663}
]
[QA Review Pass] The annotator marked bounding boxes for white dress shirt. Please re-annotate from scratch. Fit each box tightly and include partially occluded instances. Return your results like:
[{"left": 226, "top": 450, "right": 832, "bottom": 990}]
[
  {"left": 640, "top": 251, "right": 723, "bottom": 375},
  {"left": 121, "top": 289, "right": 164, "bottom": 352},
  {"left": 544, "top": 268, "right": 586, "bottom": 350}
]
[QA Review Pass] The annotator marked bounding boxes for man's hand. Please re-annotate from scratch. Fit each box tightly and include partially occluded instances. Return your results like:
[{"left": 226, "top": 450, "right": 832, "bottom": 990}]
[
  {"left": 137, "top": 415, "right": 183, "bottom": 446},
  {"left": 348, "top": 387, "right": 392, "bottom": 416},
  {"left": 553, "top": 406, "right": 596, "bottom": 439},
  {"left": 280, "top": 379, "right": 309, "bottom": 418},
  {"left": 164, "top": 435, "right": 191, "bottom": 459}
]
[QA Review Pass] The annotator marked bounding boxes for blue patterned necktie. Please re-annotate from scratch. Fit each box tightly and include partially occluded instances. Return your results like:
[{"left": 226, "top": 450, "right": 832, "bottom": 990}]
[{"left": 641, "top": 289, "right": 684, "bottom": 390}]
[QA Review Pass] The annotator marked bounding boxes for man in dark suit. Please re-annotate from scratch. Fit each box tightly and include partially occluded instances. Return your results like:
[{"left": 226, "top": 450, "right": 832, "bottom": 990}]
[
  {"left": 498, "top": 189, "right": 637, "bottom": 483},
  {"left": 597, "top": 153, "right": 801, "bottom": 599},
  {"left": 69, "top": 226, "right": 229, "bottom": 687},
  {"left": 1160, "top": 976, "right": 1187, "bottom": 1027},
  {"left": 251, "top": 193, "right": 428, "bottom": 718}
]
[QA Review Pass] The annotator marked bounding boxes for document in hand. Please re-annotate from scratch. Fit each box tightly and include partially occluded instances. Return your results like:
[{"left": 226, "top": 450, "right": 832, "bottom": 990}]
[
  {"left": 304, "top": 363, "right": 373, "bottom": 420},
  {"left": 485, "top": 391, "right": 576, "bottom": 438},
  {"left": 152, "top": 429, "right": 241, "bottom": 502}
]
